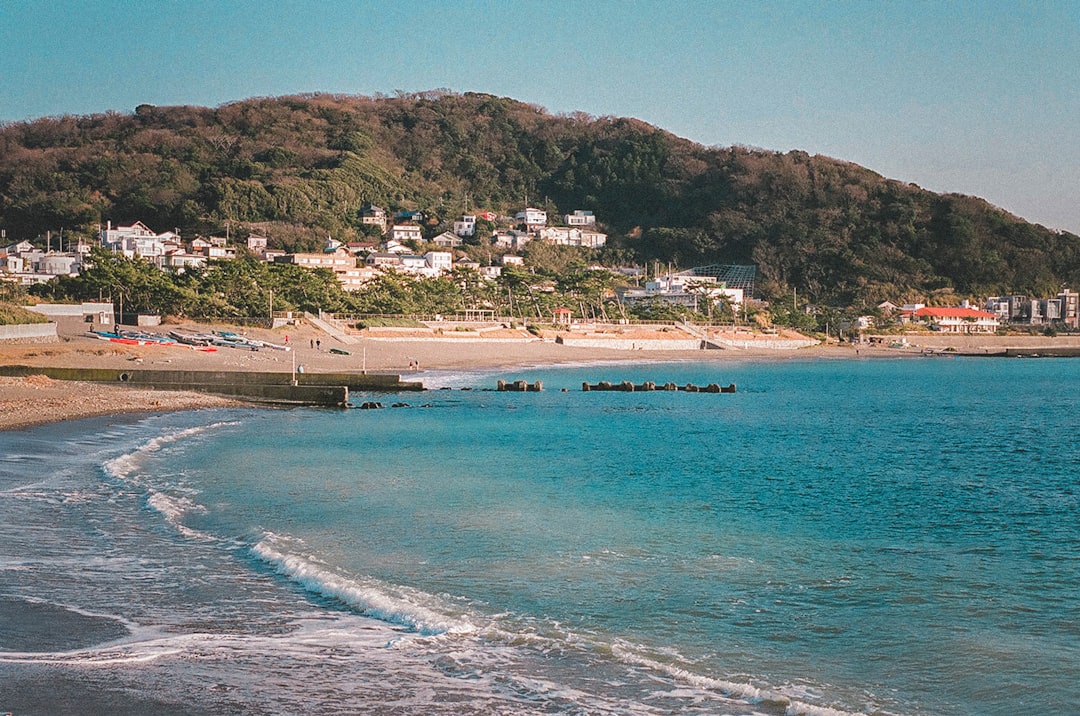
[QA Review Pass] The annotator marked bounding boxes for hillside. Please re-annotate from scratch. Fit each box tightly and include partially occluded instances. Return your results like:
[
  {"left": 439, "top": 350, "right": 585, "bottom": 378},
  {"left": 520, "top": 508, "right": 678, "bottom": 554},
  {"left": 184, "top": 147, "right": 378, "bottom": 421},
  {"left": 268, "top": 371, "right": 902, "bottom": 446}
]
[{"left": 2, "top": 90, "right": 1078, "bottom": 306}]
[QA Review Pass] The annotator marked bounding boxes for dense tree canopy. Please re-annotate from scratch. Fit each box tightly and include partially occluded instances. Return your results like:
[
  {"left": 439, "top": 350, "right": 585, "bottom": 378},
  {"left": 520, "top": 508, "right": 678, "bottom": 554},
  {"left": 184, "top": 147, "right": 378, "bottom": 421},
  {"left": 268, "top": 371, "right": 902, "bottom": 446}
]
[{"left": 4, "top": 91, "right": 1079, "bottom": 307}]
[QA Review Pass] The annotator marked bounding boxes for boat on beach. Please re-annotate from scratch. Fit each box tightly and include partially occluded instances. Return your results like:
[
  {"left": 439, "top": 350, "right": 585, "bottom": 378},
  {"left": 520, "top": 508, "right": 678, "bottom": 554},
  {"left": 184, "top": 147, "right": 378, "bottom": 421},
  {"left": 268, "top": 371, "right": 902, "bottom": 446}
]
[{"left": 89, "top": 329, "right": 217, "bottom": 351}]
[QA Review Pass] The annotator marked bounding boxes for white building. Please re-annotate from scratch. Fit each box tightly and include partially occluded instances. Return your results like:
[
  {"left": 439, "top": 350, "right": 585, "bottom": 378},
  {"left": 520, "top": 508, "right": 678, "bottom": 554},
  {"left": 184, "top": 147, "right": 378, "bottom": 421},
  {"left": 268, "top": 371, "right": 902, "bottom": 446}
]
[
  {"left": 620, "top": 274, "right": 743, "bottom": 311},
  {"left": 514, "top": 207, "right": 547, "bottom": 230},
  {"left": 390, "top": 224, "right": 423, "bottom": 244},
  {"left": 537, "top": 226, "right": 607, "bottom": 248},
  {"left": 453, "top": 215, "right": 477, "bottom": 237},
  {"left": 565, "top": 210, "right": 596, "bottom": 226},
  {"left": 100, "top": 221, "right": 175, "bottom": 263}
]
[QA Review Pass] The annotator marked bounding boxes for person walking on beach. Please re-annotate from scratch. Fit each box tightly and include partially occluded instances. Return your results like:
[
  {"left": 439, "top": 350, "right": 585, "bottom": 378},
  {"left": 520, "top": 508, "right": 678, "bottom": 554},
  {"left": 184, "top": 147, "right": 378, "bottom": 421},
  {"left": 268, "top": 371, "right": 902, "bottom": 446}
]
[
  {"left": 316, "top": 339, "right": 321, "bottom": 351},
  {"left": 310, "top": 339, "right": 315, "bottom": 349}
]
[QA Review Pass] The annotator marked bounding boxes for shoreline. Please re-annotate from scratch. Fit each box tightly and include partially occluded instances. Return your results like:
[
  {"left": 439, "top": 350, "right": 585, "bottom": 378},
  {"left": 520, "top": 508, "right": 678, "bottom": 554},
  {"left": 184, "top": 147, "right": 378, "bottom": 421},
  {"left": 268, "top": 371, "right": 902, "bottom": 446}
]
[{"left": 4, "top": 323, "right": 1080, "bottom": 431}]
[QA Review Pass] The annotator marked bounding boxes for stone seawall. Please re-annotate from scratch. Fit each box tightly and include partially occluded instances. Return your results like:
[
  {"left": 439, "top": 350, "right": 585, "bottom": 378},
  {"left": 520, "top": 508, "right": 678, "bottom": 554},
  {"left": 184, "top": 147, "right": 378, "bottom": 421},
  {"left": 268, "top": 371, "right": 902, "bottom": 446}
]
[
  {"left": 555, "top": 337, "right": 703, "bottom": 351},
  {"left": 706, "top": 337, "right": 819, "bottom": 350}
]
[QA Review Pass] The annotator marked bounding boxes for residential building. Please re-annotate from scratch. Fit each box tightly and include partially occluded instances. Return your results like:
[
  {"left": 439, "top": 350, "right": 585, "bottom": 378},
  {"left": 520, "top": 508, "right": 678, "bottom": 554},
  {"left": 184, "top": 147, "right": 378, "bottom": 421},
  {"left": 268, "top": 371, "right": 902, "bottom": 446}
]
[
  {"left": 479, "top": 265, "right": 502, "bottom": 279},
  {"left": 432, "top": 231, "right": 463, "bottom": 248},
  {"left": 501, "top": 254, "right": 524, "bottom": 266},
  {"left": 359, "top": 204, "right": 387, "bottom": 233},
  {"left": 394, "top": 209, "right": 425, "bottom": 224},
  {"left": 100, "top": 221, "right": 174, "bottom": 263},
  {"left": 565, "top": 210, "right": 596, "bottom": 226},
  {"left": 514, "top": 207, "right": 547, "bottom": 230},
  {"left": 911, "top": 306, "right": 1000, "bottom": 334},
  {"left": 247, "top": 235, "right": 268, "bottom": 255},
  {"left": 206, "top": 245, "right": 237, "bottom": 260},
  {"left": 383, "top": 239, "right": 412, "bottom": 254},
  {"left": 493, "top": 230, "right": 532, "bottom": 251},
  {"left": 365, "top": 252, "right": 403, "bottom": 268},
  {"left": 347, "top": 241, "right": 377, "bottom": 256},
  {"left": 453, "top": 215, "right": 476, "bottom": 237},
  {"left": 389, "top": 224, "right": 423, "bottom": 244},
  {"left": 338, "top": 266, "right": 377, "bottom": 291},
  {"left": 274, "top": 248, "right": 361, "bottom": 291},
  {"left": 425, "top": 251, "right": 453, "bottom": 274},
  {"left": 163, "top": 250, "right": 207, "bottom": 272},
  {"left": 537, "top": 226, "right": 608, "bottom": 248}
]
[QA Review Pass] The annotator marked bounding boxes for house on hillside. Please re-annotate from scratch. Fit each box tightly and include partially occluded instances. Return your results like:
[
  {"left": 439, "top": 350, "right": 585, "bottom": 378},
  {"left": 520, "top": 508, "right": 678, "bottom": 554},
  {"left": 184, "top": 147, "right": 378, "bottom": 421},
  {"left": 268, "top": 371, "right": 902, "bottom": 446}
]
[
  {"left": 100, "top": 221, "right": 175, "bottom": 263},
  {"left": 389, "top": 224, "right": 423, "bottom": 244},
  {"left": 453, "top": 215, "right": 476, "bottom": 237},
  {"left": 493, "top": 230, "right": 532, "bottom": 251},
  {"left": 514, "top": 208, "right": 547, "bottom": 231},
  {"left": 247, "top": 235, "right": 269, "bottom": 258},
  {"left": 906, "top": 306, "right": 1000, "bottom": 334},
  {"left": 359, "top": 204, "right": 388, "bottom": 233},
  {"left": 537, "top": 227, "right": 608, "bottom": 248},
  {"left": 366, "top": 252, "right": 403, "bottom": 269},
  {"left": 432, "top": 231, "right": 462, "bottom": 248},
  {"left": 564, "top": 210, "right": 596, "bottom": 226},
  {"left": 274, "top": 248, "right": 360, "bottom": 290}
]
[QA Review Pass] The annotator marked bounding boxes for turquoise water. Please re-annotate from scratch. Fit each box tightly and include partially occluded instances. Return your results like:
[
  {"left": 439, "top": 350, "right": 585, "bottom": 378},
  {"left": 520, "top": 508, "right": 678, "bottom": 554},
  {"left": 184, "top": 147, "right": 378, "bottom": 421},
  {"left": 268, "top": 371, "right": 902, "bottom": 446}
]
[{"left": 1, "top": 358, "right": 1078, "bottom": 715}]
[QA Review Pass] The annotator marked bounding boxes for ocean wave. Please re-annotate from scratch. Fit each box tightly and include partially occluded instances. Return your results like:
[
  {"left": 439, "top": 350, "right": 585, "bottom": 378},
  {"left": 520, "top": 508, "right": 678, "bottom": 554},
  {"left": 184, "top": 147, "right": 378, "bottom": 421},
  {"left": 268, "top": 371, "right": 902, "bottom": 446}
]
[
  {"left": 103, "top": 420, "right": 240, "bottom": 481},
  {"left": 610, "top": 642, "right": 868, "bottom": 716},
  {"left": 252, "top": 534, "right": 477, "bottom": 637}
]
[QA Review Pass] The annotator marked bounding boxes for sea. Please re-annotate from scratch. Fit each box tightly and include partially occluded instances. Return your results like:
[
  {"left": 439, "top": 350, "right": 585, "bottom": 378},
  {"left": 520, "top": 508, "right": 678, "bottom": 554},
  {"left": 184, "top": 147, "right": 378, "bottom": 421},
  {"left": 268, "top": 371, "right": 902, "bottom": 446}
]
[{"left": 1, "top": 357, "right": 1077, "bottom": 716}]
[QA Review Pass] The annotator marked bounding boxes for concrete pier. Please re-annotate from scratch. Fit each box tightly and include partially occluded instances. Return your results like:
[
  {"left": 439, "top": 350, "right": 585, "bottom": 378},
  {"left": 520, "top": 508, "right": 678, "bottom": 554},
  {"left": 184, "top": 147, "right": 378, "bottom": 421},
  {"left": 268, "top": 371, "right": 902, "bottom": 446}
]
[{"left": 0, "top": 366, "right": 422, "bottom": 406}]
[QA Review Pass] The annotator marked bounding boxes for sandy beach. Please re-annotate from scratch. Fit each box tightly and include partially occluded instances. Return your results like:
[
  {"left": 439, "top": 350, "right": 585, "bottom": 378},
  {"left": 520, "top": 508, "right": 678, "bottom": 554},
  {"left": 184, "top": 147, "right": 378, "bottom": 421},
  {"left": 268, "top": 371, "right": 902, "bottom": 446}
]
[{"left": 3, "top": 316, "right": 1080, "bottom": 431}]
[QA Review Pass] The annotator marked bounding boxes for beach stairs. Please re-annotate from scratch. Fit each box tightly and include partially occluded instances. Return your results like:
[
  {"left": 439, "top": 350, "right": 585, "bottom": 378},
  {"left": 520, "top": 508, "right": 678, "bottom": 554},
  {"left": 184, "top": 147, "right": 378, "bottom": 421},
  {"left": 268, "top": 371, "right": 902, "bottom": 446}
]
[
  {"left": 679, "top": 321, "right": 741, "bottom": 350},
  {"left": 304, "top": 311, "right": 360, "bottom": 345}
]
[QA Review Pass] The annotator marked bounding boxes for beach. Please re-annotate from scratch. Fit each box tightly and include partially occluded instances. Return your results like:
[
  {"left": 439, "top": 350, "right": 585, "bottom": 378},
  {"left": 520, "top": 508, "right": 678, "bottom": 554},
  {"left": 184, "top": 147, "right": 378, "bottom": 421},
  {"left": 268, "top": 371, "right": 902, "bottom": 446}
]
[{"left": 4, "top": 317, "right": 1080, "bottom": 430}]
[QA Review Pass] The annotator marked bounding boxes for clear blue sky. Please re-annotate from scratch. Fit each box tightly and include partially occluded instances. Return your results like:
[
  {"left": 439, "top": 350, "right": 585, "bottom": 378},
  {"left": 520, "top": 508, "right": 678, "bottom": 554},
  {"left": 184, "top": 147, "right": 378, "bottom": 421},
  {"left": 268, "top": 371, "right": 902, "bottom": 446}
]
[{"left": 2, "top": 0, "right": 1078, "bottom": 233}]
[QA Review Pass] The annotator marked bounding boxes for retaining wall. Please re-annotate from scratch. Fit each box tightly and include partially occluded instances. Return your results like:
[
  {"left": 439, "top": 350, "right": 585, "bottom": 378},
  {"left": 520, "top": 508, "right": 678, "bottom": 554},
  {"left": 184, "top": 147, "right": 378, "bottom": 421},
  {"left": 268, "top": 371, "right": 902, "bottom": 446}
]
[
  {"left": 0, "top": 323, "right": 58, "bottom": 343},
  {"left": 555, "top": 337, "right": 703, "bottom": 350}
]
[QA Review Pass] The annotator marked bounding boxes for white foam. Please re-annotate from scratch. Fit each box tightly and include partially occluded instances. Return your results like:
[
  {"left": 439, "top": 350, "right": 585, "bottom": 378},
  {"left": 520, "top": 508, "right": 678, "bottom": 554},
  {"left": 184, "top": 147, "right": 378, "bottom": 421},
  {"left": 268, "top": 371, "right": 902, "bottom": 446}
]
[
  {"left": 610, "top": 643, "right": 867, "bottom": 716},
  {"left": 145, "top": 491, "right": 212, "bottom": 539},
  {"left": 103, "top": 420, "right": 240, "bottom": 481},
  {"left": 252, "top": 535, "right": 476, "bottom": 637}
]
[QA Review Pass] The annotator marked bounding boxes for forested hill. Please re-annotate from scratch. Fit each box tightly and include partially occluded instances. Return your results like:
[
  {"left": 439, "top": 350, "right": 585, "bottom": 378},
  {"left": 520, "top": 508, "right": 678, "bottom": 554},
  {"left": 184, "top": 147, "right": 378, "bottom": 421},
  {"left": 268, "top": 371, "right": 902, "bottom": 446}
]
[{"left": 2, "top": 90, "right": 1078, "bottom": 306}]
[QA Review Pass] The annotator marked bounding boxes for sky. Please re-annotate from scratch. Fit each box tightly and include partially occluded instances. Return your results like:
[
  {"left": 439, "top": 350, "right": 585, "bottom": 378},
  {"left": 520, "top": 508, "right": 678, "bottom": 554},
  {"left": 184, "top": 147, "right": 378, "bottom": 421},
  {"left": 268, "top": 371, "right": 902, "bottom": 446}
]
[{"left": 1, "top": 0, "right": 1078, "bottom": 234}]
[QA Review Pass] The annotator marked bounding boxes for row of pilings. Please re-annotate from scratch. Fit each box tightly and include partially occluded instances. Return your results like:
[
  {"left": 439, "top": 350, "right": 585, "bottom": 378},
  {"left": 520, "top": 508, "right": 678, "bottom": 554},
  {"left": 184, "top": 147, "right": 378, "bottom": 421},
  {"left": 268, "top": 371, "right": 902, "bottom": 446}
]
[{"left": 582, "top": 381, "right": 736, "bottom": 393}]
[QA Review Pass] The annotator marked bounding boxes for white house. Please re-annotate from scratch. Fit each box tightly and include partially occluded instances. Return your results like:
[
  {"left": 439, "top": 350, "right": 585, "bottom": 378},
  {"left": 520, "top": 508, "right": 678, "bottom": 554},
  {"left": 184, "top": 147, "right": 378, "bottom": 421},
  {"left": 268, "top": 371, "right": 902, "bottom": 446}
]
[
  {"left": 425, "top": 251, "right": 453, "bottom": 274},
  {"left": 537, "top": 227, "right": 608, "bottom": 248},
  {"left": 453, "top": 215, "right": 476, "bottom": 237},
  {"left": 100, "top": 221, "right": 174, "bottom": 262},
  {"left": 565, "top": 210, "right": 596, "bottom": 226},
  {"left": 501, "top": 254, "right": 524, "bottom": 266},
  {"left": 163, "top": 250, "right": 207, "bottom": 272},
  {"left": 389, "top": 224, "right": 423, "bottom": 244},
  {"left": 514, "top": 207, "right": 547, "bottom": 230}
]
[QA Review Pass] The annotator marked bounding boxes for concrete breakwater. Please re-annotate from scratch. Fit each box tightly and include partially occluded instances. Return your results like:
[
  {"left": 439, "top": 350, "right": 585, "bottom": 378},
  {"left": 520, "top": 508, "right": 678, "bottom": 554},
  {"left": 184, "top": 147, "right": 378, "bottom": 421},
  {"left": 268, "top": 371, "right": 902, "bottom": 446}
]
[
  {"left": 0, "top": 365, "right": 422, "bottom": 406},
  {"left": 497, "top": 379, "right": 543, "bottom": 392},
  {"left": 582, "top": 381, "right": 736, "bottom": 393}
]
